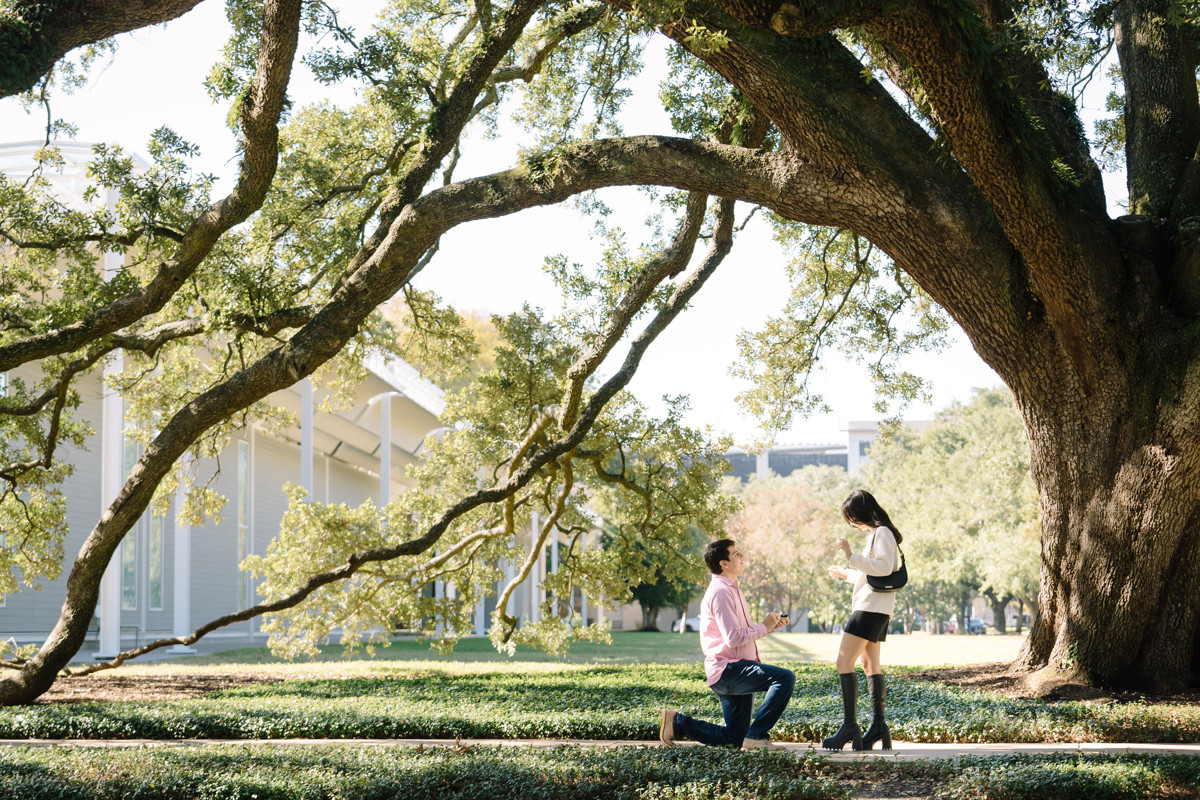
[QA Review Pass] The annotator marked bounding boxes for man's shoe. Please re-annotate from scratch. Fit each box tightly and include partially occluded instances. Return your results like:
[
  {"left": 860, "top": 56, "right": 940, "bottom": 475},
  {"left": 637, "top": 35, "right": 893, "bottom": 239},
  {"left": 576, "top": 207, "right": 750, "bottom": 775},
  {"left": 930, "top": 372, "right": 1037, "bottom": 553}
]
[
  {"left": 659, "top": 709, "right": 677, "bottom": 746},
  {"left": 741, "top": 736, "right": 785, "bottom": 751}
]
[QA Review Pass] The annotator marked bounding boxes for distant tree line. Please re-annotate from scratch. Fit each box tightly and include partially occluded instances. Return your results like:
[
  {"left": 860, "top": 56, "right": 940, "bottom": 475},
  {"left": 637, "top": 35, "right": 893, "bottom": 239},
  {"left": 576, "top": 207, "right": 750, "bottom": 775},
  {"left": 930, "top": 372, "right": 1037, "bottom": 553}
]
[{"left": 625, "top": 388, "right": 1039, "bottom": 636}]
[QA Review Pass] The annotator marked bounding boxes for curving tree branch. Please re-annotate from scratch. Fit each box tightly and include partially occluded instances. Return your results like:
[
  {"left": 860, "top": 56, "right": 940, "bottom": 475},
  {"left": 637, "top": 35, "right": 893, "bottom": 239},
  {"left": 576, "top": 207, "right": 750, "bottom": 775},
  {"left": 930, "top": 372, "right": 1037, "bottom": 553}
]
[
  {"left": 560, "top": 191, "right": 709, "bottom": 428},
  {"left": 864, "top": 5, "right": 1120, "bottom": 389}
]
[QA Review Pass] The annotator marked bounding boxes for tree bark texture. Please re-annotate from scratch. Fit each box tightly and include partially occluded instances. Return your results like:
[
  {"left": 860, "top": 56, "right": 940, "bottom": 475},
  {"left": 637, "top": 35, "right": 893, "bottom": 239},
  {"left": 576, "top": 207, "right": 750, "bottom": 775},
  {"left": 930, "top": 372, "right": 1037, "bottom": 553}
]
[{"left": 1016, "top": 353, "right": 1200, "bottom": 690}]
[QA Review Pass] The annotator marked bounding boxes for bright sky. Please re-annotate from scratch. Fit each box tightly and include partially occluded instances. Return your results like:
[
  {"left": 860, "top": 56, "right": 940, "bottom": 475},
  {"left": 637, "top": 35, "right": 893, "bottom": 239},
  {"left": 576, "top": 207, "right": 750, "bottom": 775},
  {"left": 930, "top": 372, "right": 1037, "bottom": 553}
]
[{"left": 0, "top": 3, "right": 1125, "bottom": 448}]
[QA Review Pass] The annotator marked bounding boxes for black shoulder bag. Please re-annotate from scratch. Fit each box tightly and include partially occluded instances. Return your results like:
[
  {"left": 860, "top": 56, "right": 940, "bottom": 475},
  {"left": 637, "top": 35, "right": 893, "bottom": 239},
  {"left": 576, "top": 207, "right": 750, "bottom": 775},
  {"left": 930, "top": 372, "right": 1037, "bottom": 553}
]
[{"left": 865, "top": 530, "right": 907, "bottom": 593}]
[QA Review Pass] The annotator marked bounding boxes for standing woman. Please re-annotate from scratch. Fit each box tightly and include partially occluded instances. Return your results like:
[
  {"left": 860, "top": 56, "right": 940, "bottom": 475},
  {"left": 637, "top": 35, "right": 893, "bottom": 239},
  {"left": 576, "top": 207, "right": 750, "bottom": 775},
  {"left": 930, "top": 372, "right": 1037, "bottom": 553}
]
[{"left": 823, "top": 489, "right": 903, "bottom": 751}]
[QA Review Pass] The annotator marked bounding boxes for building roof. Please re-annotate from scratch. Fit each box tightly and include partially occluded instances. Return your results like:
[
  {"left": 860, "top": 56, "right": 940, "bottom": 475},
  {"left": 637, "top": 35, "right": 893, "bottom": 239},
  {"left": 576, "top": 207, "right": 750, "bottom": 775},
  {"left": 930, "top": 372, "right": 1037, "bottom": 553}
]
[{"left": 364, "top": 352, "right": 445, "bottom": 418}]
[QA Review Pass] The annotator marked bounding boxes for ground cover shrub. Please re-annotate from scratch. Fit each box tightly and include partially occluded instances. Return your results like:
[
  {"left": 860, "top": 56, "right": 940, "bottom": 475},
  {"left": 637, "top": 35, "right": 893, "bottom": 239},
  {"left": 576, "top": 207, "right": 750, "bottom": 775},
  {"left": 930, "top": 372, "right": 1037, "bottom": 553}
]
[
  {"left": 1, "top": 662, "right": 1196, "bottom": 743},
  {"left": 928, "top": 754, "right": 1200, "bottom": 799},
  {"left": 0, "top": 744, "right": 850, "bottom": 800},
  {"left": 1, "top": 745, "right": 1197, "bottom": 800}
]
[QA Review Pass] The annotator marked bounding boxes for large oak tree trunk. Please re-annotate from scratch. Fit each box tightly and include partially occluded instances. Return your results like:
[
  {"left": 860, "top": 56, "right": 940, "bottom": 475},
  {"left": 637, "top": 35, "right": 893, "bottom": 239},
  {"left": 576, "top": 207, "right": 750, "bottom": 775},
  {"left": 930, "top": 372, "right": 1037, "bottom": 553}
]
[{"left": 1015, "top": 318, "right": 1200, "bottom": 691}]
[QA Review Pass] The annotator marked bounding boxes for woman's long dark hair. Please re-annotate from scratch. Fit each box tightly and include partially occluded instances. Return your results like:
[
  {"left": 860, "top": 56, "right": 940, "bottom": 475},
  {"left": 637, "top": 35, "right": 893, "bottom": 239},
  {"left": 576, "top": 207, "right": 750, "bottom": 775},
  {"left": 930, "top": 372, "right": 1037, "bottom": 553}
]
[{"left": 841, "top": 489, "right": 903, "bottom": 545}]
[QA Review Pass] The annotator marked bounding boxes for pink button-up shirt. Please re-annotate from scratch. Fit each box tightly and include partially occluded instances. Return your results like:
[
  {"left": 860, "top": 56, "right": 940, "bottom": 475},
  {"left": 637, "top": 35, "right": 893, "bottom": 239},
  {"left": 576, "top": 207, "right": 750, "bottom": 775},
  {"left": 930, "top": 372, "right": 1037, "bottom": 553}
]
[{"left": 699, "top": 573, "right": 769, "bottom": 685}]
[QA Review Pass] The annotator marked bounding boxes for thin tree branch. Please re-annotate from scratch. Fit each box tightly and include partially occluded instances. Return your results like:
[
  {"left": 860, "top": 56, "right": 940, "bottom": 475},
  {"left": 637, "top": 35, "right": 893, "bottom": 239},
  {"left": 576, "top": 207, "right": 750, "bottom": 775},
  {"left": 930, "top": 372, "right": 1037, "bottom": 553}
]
[
  {"left": 59, "top": 191, "right": 741, "bottom": 679},
  {"left": 0, "top": 0, "right": 303, "bottom": 373}
]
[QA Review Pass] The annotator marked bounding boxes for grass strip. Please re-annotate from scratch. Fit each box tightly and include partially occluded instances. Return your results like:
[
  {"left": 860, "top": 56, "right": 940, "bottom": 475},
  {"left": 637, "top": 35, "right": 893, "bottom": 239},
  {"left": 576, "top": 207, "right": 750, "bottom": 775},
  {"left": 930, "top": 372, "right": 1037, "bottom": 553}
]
[{"left": 2, "top": 746, "right": 1199, "bottom": 799}]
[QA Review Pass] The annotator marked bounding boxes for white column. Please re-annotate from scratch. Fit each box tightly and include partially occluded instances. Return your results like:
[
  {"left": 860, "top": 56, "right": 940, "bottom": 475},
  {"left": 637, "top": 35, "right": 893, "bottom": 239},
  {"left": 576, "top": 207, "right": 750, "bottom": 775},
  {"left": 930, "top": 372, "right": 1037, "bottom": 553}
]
[
  {"left": 94, "top": 353, "right": 123, "bottom": 659},
  {"left": 300, "top": 378, "right": 314, "bottom": 498},
  {"left": 433, "top": 557, "right": 448, "bottom": 636},
  {"left": 171, "top": 471, "right": 196, "bottom": 654},
  {"left": 756, "top": 450, "right": 769, "bottom": 478},
  {"left": 550, "top": 528, "right": 559, "bottom": 618},
  {"left": 250, "top": 429, "right": 258, "bottom": 630},
  {"left": 528, "top": 512, "right": 540, "bottom": 623},
  {"left": 474, "top": 588, "right": 486, "bottom": 636},
  {"left": 595, "top": 531, "right": 605, "bottom": 630},
  {"left": 580, "top": 529, "right": 589, "bottom": 627},
  {"left": 379, "top": 392, "right": 392, "bottom": 506}
]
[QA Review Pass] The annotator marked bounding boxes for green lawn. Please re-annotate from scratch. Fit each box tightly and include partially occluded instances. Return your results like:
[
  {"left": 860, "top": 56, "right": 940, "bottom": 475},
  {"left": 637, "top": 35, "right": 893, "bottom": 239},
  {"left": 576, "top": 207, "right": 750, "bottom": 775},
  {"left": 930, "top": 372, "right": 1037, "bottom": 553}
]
[
  {"left": 759, "top": 631, "right": 1027, "bottom": 667},
  {"left": 133, "top": 630, "right": 1027, "bottom": 673}
]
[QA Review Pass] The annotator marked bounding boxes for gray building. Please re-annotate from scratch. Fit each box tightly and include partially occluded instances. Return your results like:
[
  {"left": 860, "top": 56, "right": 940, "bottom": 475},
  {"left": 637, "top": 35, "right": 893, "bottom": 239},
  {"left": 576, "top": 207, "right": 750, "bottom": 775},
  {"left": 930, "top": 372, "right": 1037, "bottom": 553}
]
[
  {"left": 727, "top": 419, "right": 932, "bottom": 481},
  {"left": 725, "top": 444, "right": 848, "bottom": 481},
  {"left": 0, "top": 355, "right": 447, "bottom": 657}
]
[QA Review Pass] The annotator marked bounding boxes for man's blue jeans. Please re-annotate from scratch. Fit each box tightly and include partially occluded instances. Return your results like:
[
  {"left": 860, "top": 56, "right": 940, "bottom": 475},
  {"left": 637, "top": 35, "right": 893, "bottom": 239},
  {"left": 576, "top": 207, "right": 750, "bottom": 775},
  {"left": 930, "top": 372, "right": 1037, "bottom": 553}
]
[{"left": 673, "top": 660, "right": 796, "bottom": 747}]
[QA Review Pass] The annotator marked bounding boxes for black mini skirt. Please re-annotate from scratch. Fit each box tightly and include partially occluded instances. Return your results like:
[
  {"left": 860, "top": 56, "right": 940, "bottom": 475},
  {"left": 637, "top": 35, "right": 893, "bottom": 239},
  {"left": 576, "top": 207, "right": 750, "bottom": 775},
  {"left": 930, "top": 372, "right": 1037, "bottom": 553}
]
[{"left": 844, "top": 610, "right": 890, "bottom": 643}]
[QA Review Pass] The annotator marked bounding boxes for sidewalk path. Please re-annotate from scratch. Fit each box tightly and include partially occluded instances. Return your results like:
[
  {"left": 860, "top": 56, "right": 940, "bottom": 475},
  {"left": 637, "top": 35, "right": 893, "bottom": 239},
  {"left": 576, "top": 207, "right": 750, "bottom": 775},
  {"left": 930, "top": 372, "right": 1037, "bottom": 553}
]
[{"left": 2, "top": 739, "right": 1199, "bottom": 761}]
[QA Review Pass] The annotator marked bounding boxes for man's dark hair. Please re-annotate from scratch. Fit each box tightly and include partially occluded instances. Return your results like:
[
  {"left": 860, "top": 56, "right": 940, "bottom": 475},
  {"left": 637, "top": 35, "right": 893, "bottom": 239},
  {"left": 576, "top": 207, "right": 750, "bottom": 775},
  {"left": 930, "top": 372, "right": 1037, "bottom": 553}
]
[{"left": 705, "top": 538, "right": 735, "bottom": 574}]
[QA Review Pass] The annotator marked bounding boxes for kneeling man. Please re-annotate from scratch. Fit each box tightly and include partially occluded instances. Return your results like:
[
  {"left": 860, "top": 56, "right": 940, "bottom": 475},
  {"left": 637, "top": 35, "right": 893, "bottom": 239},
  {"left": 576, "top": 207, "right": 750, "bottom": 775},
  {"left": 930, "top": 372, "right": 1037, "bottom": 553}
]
[{"left": 659, "top": 538, "right": 794, "bottom": 750}]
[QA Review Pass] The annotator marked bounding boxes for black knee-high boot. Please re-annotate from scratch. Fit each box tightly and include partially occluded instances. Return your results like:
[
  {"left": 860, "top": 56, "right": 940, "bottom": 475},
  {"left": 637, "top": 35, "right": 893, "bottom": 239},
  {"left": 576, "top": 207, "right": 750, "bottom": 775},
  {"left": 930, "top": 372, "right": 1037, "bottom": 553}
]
[
  {"left": 821, "top": 672, "right": 863, "bottom": 750},
  {"left": 861, "top": 673, "right": 892, "bottom": 750}
]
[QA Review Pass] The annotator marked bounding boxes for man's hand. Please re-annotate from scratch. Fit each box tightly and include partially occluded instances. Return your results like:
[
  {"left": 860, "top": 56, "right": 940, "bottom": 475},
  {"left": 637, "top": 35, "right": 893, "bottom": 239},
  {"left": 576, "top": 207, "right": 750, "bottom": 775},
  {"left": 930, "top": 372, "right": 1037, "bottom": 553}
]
[
  {"left": 836, "top": 538, "right": 852, "bottom": 559},
  {"left": 763, "top": 611, "right": 782, "bottom": 630},
  {"left": 827, "top": 565, "right": 848, "bottom": 581}
]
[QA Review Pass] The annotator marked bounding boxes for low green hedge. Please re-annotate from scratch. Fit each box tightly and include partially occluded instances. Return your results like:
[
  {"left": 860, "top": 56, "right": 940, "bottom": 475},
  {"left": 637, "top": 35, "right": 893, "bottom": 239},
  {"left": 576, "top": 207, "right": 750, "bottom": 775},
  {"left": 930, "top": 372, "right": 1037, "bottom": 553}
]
[
  {"left": 929, "top": 754, "right": 1200, "bottom": 800},
  {"left": 0, "top": 744, "right": 848, "bottom": 800},
  {"left": 1, "top": 663, "right": 1197, "bottom": 743}
]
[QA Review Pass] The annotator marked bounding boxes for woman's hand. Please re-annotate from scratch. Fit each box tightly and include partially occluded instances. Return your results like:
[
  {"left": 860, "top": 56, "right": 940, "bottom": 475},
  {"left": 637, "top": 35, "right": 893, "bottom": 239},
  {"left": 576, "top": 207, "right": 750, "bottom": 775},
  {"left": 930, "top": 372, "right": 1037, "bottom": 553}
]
[
  {"left": 836, "top": 538, "right": 852, "bottom": 559},
  {"left": 827, "top": 565, "right": 848, "bottom": 581}
]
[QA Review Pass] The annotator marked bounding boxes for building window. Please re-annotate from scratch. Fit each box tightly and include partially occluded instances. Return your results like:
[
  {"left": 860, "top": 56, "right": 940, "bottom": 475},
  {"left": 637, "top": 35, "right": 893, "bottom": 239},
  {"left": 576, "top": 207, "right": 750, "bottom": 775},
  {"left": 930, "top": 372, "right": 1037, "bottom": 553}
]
[
  {"left": 121, "top": 532, "right": 137, "bottom": 610},
  {"left": 121, "top": 424, "right": 140, "bottom": 610},
  {"left": 859, "top": 441, "right": 871, "bottom": 457},
  {"left": 237, "top": 439, "right": 251, "bottom": 610},
  {"left": 149, "top": 514, "right": 164, "bottom": 611}
]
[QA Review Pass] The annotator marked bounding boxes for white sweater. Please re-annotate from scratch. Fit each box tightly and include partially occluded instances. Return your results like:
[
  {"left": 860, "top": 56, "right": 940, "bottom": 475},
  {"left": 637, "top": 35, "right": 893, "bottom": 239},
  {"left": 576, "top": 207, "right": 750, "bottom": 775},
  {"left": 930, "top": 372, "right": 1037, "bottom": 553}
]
[{"left": 845, "top": 526, "right": 901, "bottom": 616}]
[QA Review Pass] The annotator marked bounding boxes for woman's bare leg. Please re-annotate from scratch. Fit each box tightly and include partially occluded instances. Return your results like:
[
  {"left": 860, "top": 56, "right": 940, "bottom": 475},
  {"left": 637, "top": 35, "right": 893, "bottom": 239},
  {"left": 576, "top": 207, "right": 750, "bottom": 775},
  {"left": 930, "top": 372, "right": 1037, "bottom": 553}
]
[
  {"left": 836, "top": 632, "right": 869, "bottom": 672},
  {"left": 860, "top": 640, "right": 882, "bottom": 675}
]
